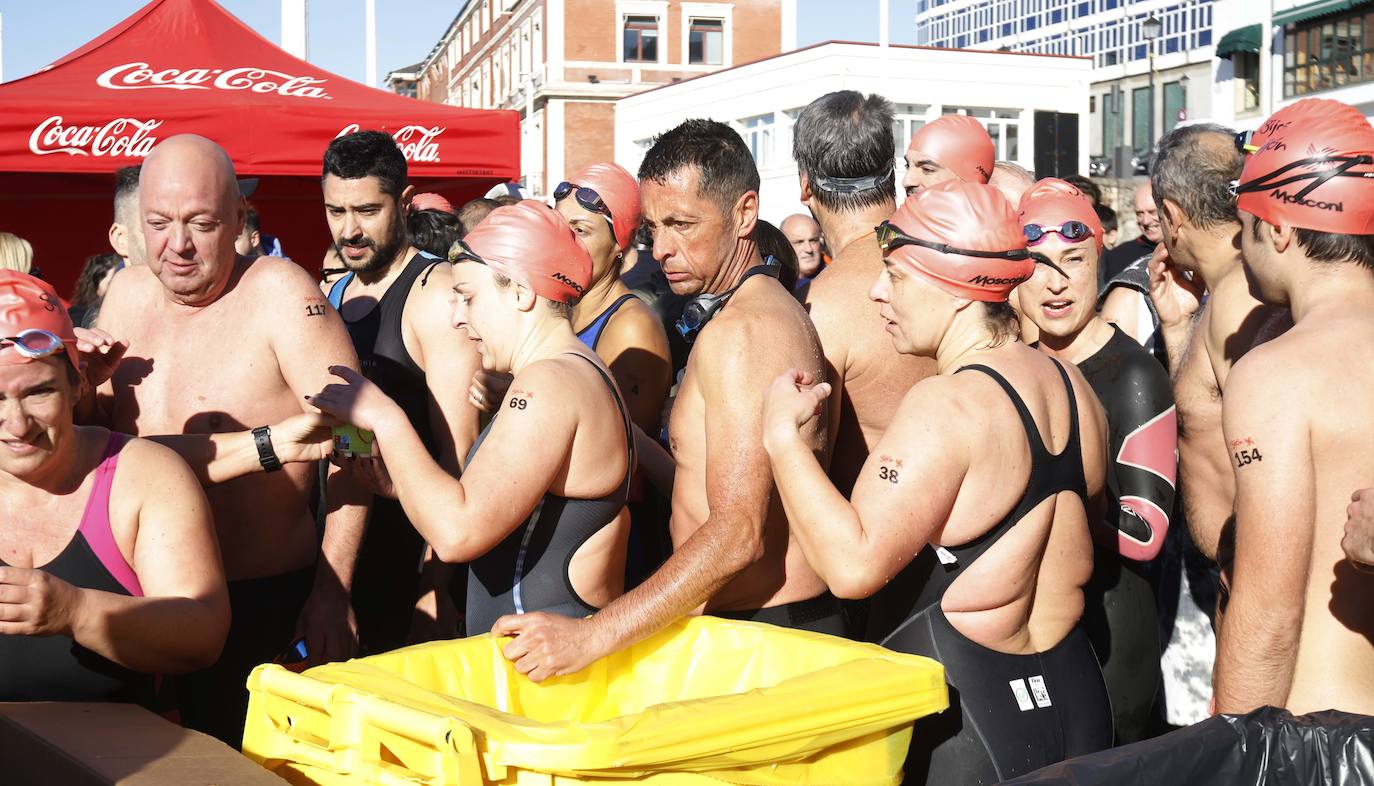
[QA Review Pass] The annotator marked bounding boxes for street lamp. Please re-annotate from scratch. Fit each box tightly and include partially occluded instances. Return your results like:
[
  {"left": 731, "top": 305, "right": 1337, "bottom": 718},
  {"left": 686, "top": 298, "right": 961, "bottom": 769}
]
[{"left": 1143, "top": 16, "right": 1162, "bottom": 151}]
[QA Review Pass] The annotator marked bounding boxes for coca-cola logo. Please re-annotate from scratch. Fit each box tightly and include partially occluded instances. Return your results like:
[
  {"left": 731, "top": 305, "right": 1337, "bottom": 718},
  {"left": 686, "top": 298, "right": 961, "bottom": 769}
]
[
  {"left": 337, "top": 124, "right": 445, "bottom": 163},
  {"left": 97, "top": 62, "right": 331, "bottom": 100},
  {"left": 29, "top": 116, "right": 162, "bottom": 157}
]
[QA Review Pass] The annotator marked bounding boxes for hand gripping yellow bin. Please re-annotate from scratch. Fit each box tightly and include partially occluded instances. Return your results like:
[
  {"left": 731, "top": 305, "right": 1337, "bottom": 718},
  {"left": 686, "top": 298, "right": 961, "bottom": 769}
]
[{"left": 242, "top": 616, "right": 947, "bottom": 785}]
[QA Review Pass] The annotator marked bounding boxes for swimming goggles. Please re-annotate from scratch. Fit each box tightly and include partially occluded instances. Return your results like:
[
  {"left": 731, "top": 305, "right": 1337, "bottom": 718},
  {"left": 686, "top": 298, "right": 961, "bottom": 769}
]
[
  {"left": 0, "top": 329, "right": 68, "bottom": 360},
  {"left": 875, "top": 220, "right": 1033, "bottom": 261},
  {"left": 554, "top": 182, "right": 616, "bottom": 232},
  {"left": 1023, "top": 221, "right": 1094, "bottom": 245}
]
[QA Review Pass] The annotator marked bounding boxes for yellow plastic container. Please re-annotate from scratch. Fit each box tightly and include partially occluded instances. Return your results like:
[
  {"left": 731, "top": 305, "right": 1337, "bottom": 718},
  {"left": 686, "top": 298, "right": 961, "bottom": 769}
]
[{"left": 242, "top": 616, "right": 947, "bottom": 785}]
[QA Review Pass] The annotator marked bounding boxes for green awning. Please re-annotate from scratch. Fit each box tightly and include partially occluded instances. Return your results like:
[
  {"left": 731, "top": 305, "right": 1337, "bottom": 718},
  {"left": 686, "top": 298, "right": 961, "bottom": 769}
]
[
  {"left": 1273, "top": 0, "right": 1370, "bottom": 27},
  {"left": 1215, "top": 24, "right": 1262, "bottom": 58}
]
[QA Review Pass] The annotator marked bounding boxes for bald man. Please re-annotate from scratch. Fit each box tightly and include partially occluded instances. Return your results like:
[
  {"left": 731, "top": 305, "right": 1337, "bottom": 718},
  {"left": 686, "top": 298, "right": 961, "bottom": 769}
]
[
  {"left": 901, "top": 114, "right": 995, "bottom": 198},
  {"left": 780, "top": 213, "right": 824, "bottom": 287},
  {"left": 989, "top": 161, "right": 1035, "bottom": 204},
  {"left": 84, "top": 135, "right": 367, "bottom": 744}
]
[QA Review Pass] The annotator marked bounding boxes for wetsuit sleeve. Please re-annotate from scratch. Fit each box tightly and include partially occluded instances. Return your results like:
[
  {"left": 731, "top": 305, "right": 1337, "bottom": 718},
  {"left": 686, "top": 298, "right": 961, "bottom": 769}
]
[{"left": 1108, "top": 355, "right": 1178, "bottom": 561}]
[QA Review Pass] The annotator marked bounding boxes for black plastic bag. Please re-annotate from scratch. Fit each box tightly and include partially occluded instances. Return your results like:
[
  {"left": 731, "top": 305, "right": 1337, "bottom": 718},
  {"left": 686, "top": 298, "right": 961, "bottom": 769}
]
[{"left": 1001, "top": 706, "right": 1374, "bottom": 785}]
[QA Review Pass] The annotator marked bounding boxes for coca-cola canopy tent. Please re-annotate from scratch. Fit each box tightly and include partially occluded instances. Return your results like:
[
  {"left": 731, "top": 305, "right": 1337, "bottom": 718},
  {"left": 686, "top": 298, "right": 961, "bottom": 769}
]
[{"left": 0, "top": 0, "right": 519, "bottom": 293}]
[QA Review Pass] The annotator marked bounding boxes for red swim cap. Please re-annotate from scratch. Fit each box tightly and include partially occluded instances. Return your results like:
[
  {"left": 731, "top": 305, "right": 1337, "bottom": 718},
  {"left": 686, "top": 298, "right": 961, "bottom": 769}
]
[
  {"left": 885, "top": 180, "right": 1032, "bottom": 302},
  {"left": 907, "top": 115, "right": 995, "bottom": 184},
  {"left": 1018, "top": 178, "right": 1104, "bottom": 251},
  {"left": 411, "top": 192, "right": 455, "bottom": 215},
  {"left": 1236, "top": 98, "right": 1374, "bottom": 234},
  {"left": 566, "top": 162, "right": 642, "bottom": 250},
  {"left": 461, "top": 200, "right": 593, "bottom": 303},
  {"left": 0, "top": 270, "right": 80, "bottom": 369}
]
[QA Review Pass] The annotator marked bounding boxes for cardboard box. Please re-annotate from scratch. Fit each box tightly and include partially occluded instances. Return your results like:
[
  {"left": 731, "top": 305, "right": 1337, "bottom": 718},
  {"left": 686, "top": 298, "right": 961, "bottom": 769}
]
[{"left": 0, "top": 702, "right": 283, "bottom": 785}]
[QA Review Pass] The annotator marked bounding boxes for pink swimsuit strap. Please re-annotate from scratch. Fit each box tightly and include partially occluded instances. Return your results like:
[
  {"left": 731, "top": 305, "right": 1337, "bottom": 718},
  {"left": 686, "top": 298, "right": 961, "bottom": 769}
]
[{"left": 77, "top": 432, "right": 143, "bottom": 598}]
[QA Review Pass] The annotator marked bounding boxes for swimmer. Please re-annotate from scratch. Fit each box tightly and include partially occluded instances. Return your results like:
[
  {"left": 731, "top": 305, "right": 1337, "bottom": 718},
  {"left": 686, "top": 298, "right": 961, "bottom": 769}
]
[
  {"left": 1216, "top": 98, "right": 1374, "bottom": 716},
  {"left": 0, "top": 270, "right": 229, "bottom": 703},
  {"left": 1016, "top": 178, "right": 1178, "bottom": 743},
  {"left": 763, "top": 180, "right": 1112, "bottom": 783},
  {"left": 901, "top": 114, "right": 994, "bottom": 198},
  {"left": 304, "top": 200, "right": 633, "bottom": 679}
]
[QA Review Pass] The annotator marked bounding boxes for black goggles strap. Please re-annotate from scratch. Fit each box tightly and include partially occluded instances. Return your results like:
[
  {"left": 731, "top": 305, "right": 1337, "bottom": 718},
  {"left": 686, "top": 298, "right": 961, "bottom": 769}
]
[{"left": 1234, "top": 155, "right": 1374, "bottom": 200}]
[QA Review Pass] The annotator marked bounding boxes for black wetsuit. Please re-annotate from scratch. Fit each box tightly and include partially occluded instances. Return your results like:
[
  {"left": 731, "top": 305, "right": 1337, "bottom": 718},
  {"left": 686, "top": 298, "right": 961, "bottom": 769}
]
[
  {"left": 462, "top": 354, "right": 633, "bottom": 635},
  {"left": 1075, "top": 326, "right": 1178, "bottom": 743},
  {"left": 327, "top": 250, "right": 442, "bottom": 653},
  {"left": 885, "top": 360, "right": 1113, "bottom": 785}
]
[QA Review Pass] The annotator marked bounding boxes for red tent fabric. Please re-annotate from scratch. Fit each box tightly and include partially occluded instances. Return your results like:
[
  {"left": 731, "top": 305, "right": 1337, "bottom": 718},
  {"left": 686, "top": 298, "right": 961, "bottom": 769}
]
[{"left": 0, "top": 0, "right": 519, "bottom": 294}]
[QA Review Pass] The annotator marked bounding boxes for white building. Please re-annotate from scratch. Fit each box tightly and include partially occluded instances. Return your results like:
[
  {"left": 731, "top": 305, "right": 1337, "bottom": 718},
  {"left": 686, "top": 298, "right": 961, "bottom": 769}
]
[
  {"left": 615, "top": 41, "right": 1093, "bottom": 225},
  {"left": 1209, "top": 0, "right": 1374, "bottom": 130},
  {"left": 915, "top": 0, "right": 1217, "bottom": 167}
]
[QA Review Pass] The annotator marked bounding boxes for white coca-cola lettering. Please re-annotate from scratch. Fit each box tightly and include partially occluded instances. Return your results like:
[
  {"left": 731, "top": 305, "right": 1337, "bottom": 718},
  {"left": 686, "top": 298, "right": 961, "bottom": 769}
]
[
  {"left": 336, "top": 124, "right": 446, "bottom": 163},
  {"left": 97, "top": 62, "right": 331, "bottom": 100},
  {"left": 28, "top": 116, "right": 162, "bottom": 158}
]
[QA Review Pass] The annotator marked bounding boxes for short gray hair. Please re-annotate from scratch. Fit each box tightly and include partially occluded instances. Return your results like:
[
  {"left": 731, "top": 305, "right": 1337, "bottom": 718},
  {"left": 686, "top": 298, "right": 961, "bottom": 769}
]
[
  {"left": 793, "top": 90, "right": 896, "bottom": 214},
  {"left": 1151, "top": 123, "right": 1242, "bottom": 231}
]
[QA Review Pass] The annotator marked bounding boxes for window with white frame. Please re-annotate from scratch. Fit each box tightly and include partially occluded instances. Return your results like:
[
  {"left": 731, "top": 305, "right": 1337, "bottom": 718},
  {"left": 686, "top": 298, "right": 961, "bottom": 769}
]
[
  {"left": 739, "top": 113, "right": 775, "bottom": 169},
  {"left": 948, "top": 107, "right": 1022, "bottom": 162},
  {"left": 891, "top": 104, "right": 931, "bottom": 152},
  {"left": 623, "top": 15, "right": 659, "bottom": 62},
  {"left": 688, "top": 18, "right": 724, "bottom": 64}
]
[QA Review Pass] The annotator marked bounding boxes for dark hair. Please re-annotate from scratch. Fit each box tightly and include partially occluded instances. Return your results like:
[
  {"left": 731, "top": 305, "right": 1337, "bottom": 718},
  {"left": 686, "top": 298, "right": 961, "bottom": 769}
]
[
  {"left": 322, "top": 130, "right": 408, "bottom": 197},
  {"left": 1249, "top": 218, "right": 1374, "bottom": 271},
  {"left": 113, "top": 165, "right": 141, "bottom": 224},
  {"left": 459, "top": 198, "right": 501, "bottom": 233},
  {"left": 981, "top": 301, "right": 1020, "bottom": 346},
  {"left": 71, "top": 252, "right": 121, "bottom": 307},
  {"left": 408, "top": 208, "right": 466, "bottom": 259},
  {"left": 753, "top": 220, "right": 799, "bottom": 291},
  {"left": 793, "top": 91, "right": 896, "bottom": 214},
  {"left": 244, "top": 203, "right": 261, "bottom": 234},
  {"left": 1062, "top": 174, "right": 1102, "bottom": 205},
  {"left": 1095, "top": 203, "right": 1118, "bottom": 233},
  {"left": 1152, "top": 123, "right": 1242, "bottom": 231},
  {"left": 638, "top": 119, "right": 760, "bottom": 215}
]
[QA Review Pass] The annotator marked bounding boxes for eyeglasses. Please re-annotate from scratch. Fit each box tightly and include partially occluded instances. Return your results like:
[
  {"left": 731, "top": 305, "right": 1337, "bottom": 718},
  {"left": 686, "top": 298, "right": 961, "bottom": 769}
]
[
  {"left": 554, "top": 182, "right": 616, "bottom": 232},
  {"left": 874, "top": 221, "right": 1033, "bottom": 261},
  {"left": 1023, "top": 221, "right": 1094, "bottom": 245},
  {"left": 1, "top": 329, "right": 68, "bottom": 360}
]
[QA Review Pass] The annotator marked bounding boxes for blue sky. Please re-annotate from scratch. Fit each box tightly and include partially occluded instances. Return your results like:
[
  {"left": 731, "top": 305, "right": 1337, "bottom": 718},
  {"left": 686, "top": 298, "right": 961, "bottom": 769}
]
[{"left": 0, "top": 0, "right": 919, "bottom": 85}]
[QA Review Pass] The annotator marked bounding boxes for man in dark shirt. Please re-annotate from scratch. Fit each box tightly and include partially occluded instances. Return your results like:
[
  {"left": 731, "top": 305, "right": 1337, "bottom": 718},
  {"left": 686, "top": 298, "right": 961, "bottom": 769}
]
[{"left": 1101, "top": 181, "right": 1160, "bottom": 287}]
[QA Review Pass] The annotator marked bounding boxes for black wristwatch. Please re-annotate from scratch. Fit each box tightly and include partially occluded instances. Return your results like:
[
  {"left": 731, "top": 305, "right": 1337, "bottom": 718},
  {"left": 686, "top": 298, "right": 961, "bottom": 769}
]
[{"left": 252, "top": 426, "right": 283, "bottom": 472}]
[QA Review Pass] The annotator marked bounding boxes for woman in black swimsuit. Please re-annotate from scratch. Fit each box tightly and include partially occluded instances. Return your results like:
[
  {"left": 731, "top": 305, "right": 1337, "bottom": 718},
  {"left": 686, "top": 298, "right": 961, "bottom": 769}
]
[
  {"left": 305, "top": 201, "right": 634, "bottom": 657},
  {"left": 763, "top": 180, "right": 1113, "bottom": 784},
  {"left": 1015, "top": 179, "right": 1178, "bottom": 743}
]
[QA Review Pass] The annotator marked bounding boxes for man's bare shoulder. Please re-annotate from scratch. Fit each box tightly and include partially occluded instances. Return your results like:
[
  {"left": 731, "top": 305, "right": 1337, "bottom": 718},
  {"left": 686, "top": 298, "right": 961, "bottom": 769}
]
[
  {"left": 240, "top": 257, "right": 329, "bottom": 302},
  {"left": 98, "top": 265, "right": 159, "bottom": 315},
  {"left": 1206, "top": 267, "right": 1287, "bottom": 359},
  {"left": 696, "top": 281, "right": 821, "bottom": 386}
]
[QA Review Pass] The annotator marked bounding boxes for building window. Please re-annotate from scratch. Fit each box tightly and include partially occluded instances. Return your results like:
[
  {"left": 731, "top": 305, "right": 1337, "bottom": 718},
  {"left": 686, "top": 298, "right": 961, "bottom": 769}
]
[
  {"left": 891, "top": 104, "right": 931, "bottom": 152},
  {"left": 1101, "top": 91, "right": 1123, "bottom": 156},
  {"left": 1132, "top": 86, "right": 1152, "bottom": 150},
  {"left": 1283, "top": 6, "right": 1374, "bottom": 98},
  {"left": 624, "top": 15, "right": 659, "bottom": 63},
  {"left": 739, "top": 113, "right": 775, "bottom": 169},
  {"left": 1163, "top": 80, "right": 1185, "bottom": 135},
  {"left": 1235, "top": 51, "right": 1260, "bottom": 112},
  {"left": 688, "top": 18, "right": 724, "bottom": 65}
]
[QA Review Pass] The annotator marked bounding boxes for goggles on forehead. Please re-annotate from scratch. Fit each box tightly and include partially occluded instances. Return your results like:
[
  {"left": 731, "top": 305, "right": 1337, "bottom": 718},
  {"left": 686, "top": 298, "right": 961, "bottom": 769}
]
[
  {"left": 875, "top": 220, "right": 1033, "bottom": 262},
  {"left": 0, "top": 329, "right": 68, "bottom": 360},
  {"left": 1235, "top": 130, "right": 1259, "bottom": 154},
  {"left": 554, "top": 181, "right": 617, "bottom": 233},
  {"left": 447, "top": 238, "right": 487, "bottom": 266},
  {"left": 1023, "top": 220, "right": 1094, "bottom": 245}
]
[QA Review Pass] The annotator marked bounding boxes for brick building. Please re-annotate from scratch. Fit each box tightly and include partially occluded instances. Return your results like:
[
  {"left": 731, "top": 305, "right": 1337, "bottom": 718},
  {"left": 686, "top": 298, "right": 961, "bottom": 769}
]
[{"left": 414, "top": 0, "right": 797, "bottom": 197}]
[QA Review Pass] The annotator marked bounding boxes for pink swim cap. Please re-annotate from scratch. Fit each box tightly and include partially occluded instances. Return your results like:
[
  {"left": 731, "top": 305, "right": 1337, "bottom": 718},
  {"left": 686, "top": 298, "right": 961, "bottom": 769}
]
[
  {"left": 565, "top": 162, "right": 642, "bottom": 250},
  {"left": 1018, "top": 178, "right": 1104, "bottom": 251},
  {"left": 907, "top": 116, "right": 995, "bottom": 184},
  {"left": 411, "top": 192, "right": 455, "bottom": 214},
  {"left": 0, "top": 270, "right": 80, "bottom": 369},
  {"left": 884, "top": 180, "right": 1032, "bottom": 302},
  {"left": 460, "top": 200, "right": 593, "bottom": 303},
  {"left": 1236, "top": 98, "right": 1374, "bottom": 234}
]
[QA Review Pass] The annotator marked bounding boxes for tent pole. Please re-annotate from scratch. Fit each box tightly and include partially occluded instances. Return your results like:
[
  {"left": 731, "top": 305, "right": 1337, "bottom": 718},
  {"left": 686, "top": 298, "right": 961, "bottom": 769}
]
[
  {"left": 282, "top": 0, "right": 308, "bottom": 60},
  {"left": 365, "top": 0, "right": 377, "bottom": 88}
]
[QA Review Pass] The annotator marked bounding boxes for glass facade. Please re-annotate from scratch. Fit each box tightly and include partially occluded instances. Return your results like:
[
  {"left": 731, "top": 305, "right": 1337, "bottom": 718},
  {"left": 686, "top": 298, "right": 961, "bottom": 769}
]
[
  {"left": 1283, "top": 6, "right": 1374, "bottom": 98},
  {"left": 915, "top": 0, "right": 1215, "bottom": 69}
]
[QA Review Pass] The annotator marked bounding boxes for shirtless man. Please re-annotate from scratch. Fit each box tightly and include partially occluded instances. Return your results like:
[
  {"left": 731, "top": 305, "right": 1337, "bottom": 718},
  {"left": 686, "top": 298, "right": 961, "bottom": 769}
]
[
  {"left": 0, "top": 271, "right": 227, "bottom": 703},
  {"left": 1144, "top": 124, "right": 1288, "bottom": 560},
  {"left": 1217, "top": 98, "right": 1374, "bottom": 715},
  {"left": 489, "top": 119, "right": 833, "bottom": 678},
  {"left": 320, "top": 130, "right": 481, "bottom": 649},
  {"left": 88, "top": 135, "right": 367, "bottom": 743},
  {"left": 793, "top": 91, "right": 937, "bottom": 638},
  {"left": 764, "top": 181, "right": 1111, "bottom": 782},
  {"left": 900, "top": 114, "right": 994, "bottom": 199}
]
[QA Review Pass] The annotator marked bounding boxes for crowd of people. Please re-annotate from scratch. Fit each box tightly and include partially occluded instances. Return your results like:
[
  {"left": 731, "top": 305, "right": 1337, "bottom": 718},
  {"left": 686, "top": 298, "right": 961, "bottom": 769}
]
[{"left": 1, "top": 87, "right": 1372, "bottom": 785}]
